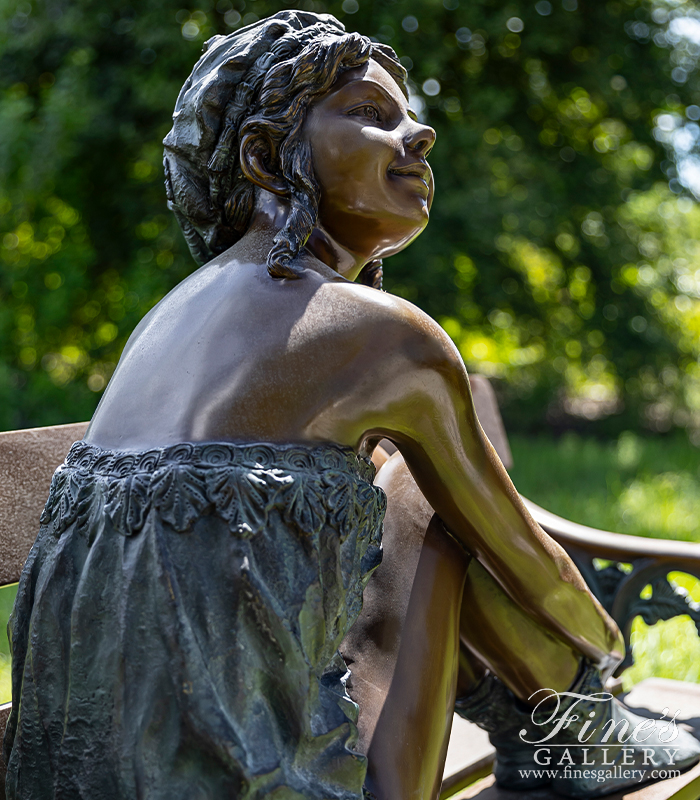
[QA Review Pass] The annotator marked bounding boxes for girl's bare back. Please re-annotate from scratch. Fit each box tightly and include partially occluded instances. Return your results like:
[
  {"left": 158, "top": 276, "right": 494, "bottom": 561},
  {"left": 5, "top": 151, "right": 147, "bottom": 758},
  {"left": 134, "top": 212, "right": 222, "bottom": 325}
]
[{"left": 85, "top": 240, "right": 441, "bottom": 453}]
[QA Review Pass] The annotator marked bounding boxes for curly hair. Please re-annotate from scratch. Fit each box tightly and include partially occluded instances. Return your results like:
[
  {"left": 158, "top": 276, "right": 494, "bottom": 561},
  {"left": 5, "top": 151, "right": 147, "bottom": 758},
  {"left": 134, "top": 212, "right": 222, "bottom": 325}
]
[{"left": 163, "top": 11, "right": 407, "bottom": 288}]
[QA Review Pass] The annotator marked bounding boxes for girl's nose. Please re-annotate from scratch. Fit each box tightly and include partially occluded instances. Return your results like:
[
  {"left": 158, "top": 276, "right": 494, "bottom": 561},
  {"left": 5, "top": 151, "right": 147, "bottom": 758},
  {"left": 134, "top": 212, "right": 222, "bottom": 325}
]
[{"left": 405, "top": 122, "right": 436, "bottom": 156}]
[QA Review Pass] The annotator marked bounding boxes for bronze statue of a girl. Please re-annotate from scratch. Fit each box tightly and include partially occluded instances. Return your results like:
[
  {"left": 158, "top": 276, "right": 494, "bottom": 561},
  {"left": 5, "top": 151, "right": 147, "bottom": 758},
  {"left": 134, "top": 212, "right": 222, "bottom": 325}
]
[{"left": 4, "top": 11, "right": 700, "bottom": 800}]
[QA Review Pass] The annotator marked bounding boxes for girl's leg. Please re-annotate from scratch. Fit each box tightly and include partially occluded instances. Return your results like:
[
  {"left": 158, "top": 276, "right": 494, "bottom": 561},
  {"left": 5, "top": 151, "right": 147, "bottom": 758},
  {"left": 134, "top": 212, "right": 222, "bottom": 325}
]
[
  {"left": 459, "top": 558, "right": 580, "bottom": 699},
  {"left": 342, "top": 453, "right": 469, "bottom": 800},
  {"left": 344, "top": 451, "right": 618, "bottom": 799}
]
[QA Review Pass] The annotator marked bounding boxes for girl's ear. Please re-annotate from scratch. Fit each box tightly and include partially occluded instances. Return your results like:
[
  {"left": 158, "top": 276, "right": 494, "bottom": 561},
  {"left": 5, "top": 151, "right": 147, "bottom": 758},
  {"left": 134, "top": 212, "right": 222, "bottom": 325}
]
[{"left": 239, "top": 131, "right": 290, "bottom": 197}]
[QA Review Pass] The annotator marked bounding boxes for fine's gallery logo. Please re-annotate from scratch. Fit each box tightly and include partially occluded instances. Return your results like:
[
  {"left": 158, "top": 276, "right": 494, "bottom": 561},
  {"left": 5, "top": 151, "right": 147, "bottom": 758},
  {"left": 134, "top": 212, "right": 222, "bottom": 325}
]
[
  {"left": 519, "top": 689, "right": 681, "bottom": 747},
  {"left": 512, "top": 689, "right": 685, "bottom": 783}
]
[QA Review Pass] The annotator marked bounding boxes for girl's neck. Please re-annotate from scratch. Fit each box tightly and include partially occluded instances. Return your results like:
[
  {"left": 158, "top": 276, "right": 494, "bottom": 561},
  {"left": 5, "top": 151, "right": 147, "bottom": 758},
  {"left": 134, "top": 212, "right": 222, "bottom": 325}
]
[{"left": 245, "top": 189, "right": 367, "bottom": 282}]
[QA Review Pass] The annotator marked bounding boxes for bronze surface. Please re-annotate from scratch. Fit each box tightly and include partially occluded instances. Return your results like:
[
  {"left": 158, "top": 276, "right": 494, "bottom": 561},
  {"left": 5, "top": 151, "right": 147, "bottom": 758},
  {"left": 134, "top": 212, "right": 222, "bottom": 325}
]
[{"left": 11, "top": 13, "right": 631, "bottom": 798}]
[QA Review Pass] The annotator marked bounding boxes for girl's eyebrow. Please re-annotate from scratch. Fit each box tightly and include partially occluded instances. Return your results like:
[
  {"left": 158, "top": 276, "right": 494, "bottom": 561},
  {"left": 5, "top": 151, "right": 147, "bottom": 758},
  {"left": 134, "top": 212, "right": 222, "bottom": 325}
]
[{"left": 340, "top": 78, "right": 404, "bottom": 111}]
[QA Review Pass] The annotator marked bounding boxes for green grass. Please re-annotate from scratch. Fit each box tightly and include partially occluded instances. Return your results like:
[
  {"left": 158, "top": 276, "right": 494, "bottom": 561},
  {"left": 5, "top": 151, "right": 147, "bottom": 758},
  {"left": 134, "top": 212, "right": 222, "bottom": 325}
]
[
  {"left": 509, "top": 431, "right": 700, "bottom": 542},
  {"left": 1, "top": 431, "right": 698, "bottom": 703},
  {"left": 623, "top": 615, "right": 700, "bottom": 687},
  {"left": 1, "top": 582, "right": 16, "bottom": 705},
  {"left": 0, "top": 653, "right": 9, "bottom": 704},
  {"left": 619, "top": 571, "right": 700, "bottom": 689}
]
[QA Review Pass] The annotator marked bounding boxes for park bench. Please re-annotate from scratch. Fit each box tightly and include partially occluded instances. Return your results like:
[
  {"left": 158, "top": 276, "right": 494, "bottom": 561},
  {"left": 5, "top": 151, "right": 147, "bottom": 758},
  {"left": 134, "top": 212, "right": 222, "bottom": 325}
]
[{"left": 1, "top": 376, "right": 700, "bottom": 799}]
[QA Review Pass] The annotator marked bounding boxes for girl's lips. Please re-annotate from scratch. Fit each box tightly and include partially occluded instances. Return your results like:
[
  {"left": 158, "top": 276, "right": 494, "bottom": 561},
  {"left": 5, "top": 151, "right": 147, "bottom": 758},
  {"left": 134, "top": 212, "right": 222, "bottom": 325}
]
[
  {"left": 389, "top": 162, "right": 431, "bottom": 182},
  {"left": 388, "top": 163, "right": 431, "bottom": 193}
]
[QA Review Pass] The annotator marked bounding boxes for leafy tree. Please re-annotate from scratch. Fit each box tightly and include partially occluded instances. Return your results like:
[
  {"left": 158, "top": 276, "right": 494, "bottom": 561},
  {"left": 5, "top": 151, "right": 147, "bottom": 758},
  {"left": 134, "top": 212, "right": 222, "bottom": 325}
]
[{"left": 1, "top": 0, "right": 699, "bottom": 438}]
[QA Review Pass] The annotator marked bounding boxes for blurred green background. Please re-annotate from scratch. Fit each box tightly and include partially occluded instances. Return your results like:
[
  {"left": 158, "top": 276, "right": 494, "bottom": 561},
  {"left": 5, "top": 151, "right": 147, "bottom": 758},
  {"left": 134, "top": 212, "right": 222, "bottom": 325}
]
[{"left": 2, "top": 0, "right": 700, "bottom": 437}]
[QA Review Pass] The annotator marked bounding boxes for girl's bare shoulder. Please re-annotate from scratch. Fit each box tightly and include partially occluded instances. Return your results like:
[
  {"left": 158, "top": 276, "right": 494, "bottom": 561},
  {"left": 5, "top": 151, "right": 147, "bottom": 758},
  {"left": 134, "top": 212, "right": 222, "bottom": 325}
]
[{"left": 315, "top": 280, "right": 463, "bottom": 369}]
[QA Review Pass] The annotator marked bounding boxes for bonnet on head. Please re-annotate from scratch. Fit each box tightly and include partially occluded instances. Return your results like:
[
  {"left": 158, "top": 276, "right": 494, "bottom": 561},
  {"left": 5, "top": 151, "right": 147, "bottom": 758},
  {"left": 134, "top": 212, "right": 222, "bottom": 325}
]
[{"left": 163, "top": 11, "right": 347, "bottom": 267}]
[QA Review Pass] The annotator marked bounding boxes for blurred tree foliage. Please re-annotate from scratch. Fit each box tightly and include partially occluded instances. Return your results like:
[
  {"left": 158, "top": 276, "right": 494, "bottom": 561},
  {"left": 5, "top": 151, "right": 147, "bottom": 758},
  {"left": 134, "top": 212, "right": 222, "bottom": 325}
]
[{"left": 2, "top": 0, "right": 700, "bottom": 435}]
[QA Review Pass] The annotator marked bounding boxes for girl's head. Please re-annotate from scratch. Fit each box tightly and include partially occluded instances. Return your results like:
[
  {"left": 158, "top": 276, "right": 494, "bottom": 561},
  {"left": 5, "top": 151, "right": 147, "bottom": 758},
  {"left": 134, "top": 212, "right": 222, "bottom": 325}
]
[{"left": 164, "top": 11, "right": 408, "bottom": 286}]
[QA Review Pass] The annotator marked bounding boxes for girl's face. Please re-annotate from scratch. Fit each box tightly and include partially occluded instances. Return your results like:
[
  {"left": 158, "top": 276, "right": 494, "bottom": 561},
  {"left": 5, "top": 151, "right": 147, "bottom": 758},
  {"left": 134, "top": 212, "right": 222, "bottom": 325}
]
[{"left": 302, "top": 59, "right": 436, "bottom": 263}]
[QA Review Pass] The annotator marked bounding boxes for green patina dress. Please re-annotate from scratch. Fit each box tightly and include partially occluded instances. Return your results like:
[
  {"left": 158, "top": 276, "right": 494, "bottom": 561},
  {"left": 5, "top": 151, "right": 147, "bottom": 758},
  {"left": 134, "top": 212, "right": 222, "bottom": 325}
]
[{"left": 3, "top": 440, "right": 385, "bottom": 800}]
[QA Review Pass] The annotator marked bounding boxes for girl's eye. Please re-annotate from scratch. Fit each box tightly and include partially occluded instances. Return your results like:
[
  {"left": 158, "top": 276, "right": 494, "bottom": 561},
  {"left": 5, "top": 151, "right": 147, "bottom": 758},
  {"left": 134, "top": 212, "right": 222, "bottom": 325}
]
[{"left": 354, "top": 105, "right": 380, "bottom": 121}]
